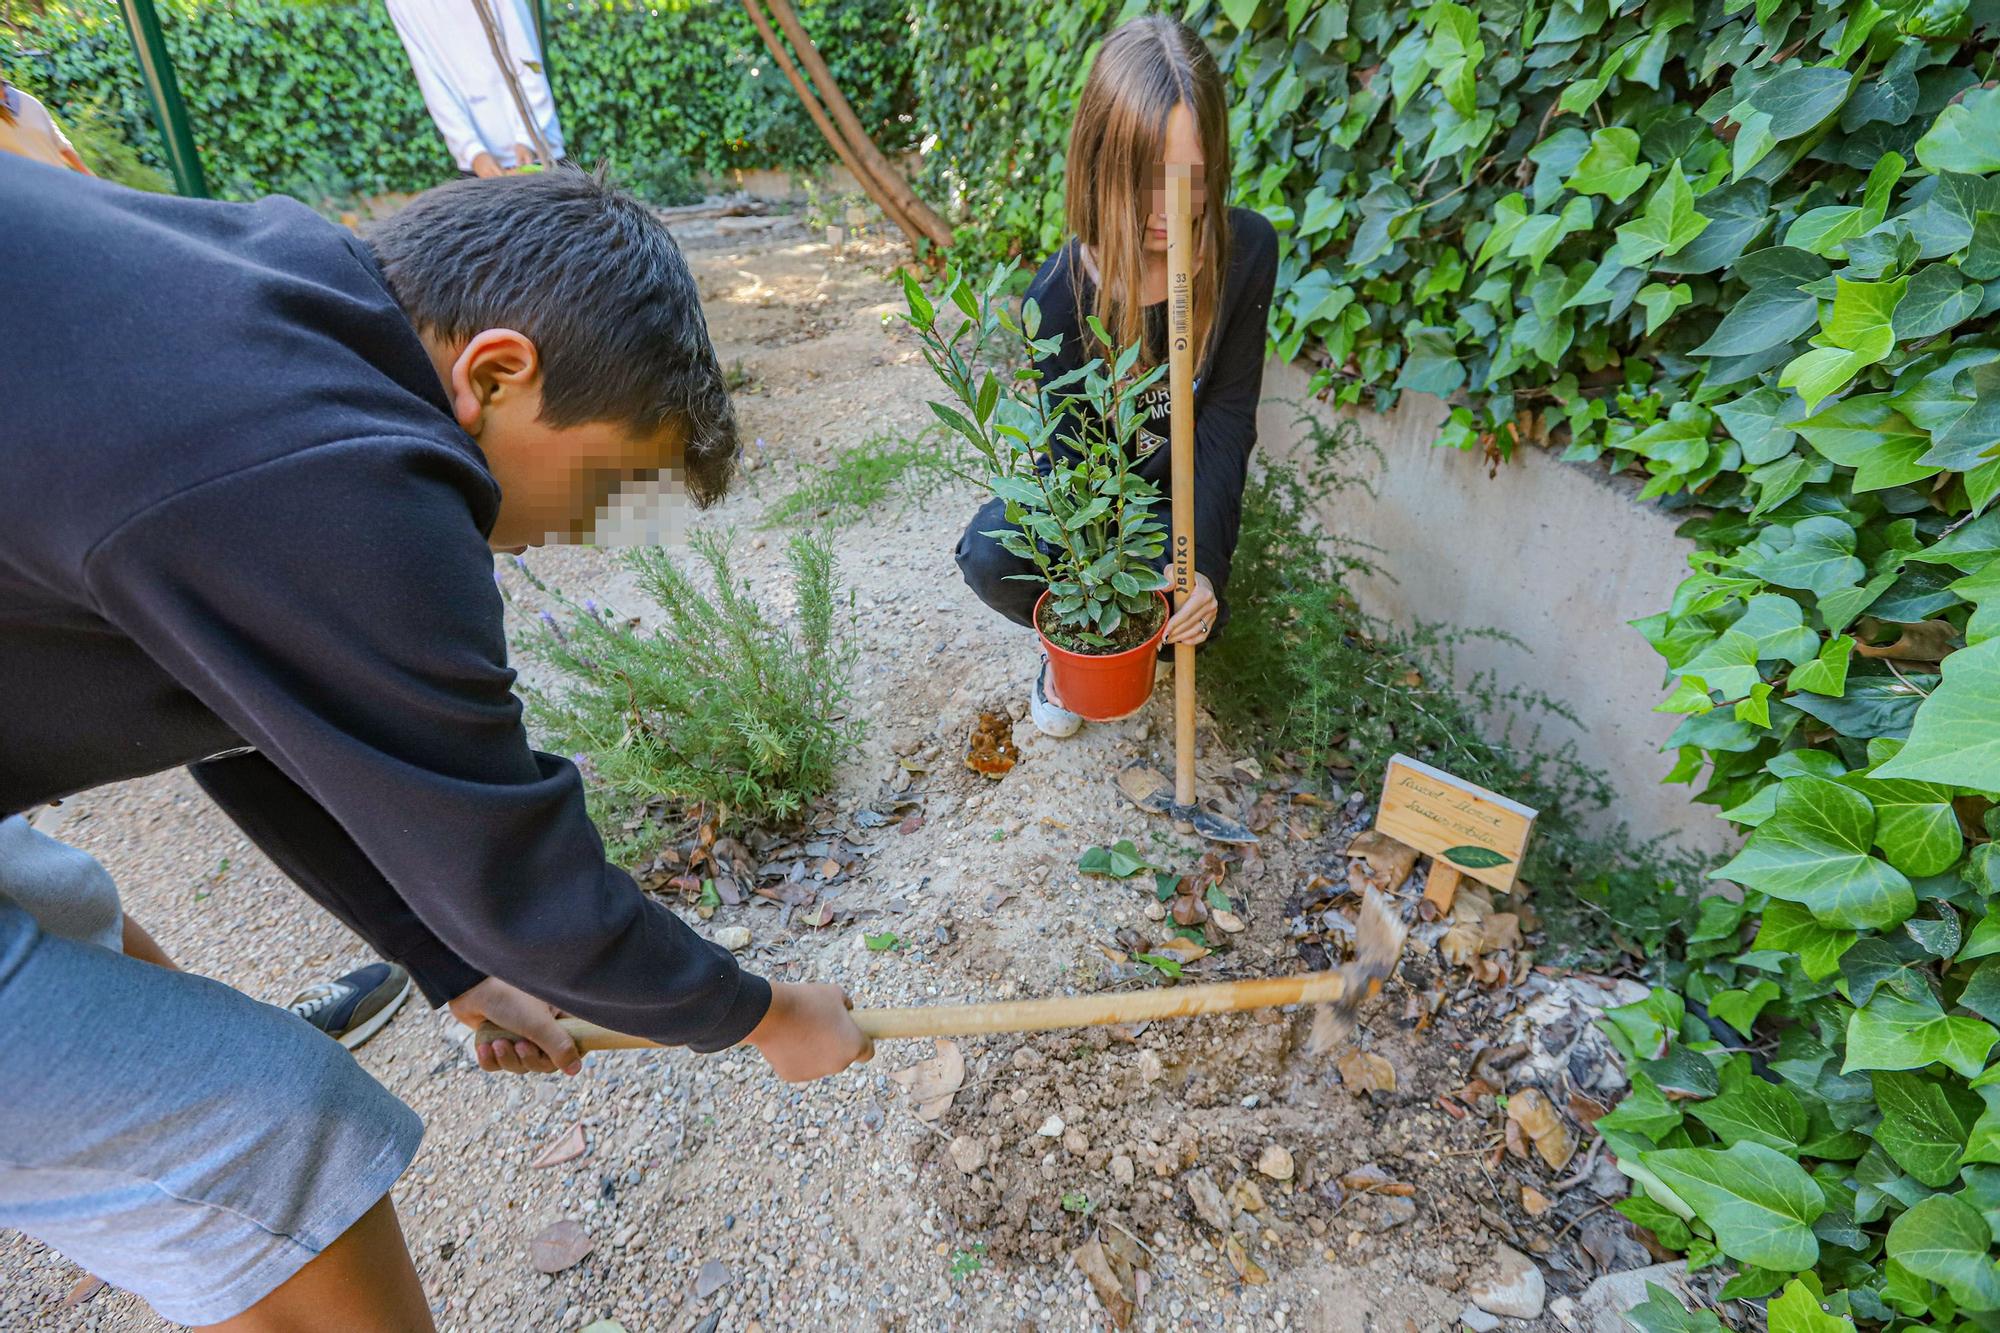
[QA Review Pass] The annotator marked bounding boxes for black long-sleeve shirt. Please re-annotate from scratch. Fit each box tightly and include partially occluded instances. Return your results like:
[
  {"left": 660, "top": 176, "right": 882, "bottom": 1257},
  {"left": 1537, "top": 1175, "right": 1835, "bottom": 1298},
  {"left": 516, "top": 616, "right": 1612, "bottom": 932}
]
[
  {"left": 0, "top": 157, "right": 768, "bottom": 1049},
  {"left": 1023, "top": 207, "right": 1278, "bottom": 592}
]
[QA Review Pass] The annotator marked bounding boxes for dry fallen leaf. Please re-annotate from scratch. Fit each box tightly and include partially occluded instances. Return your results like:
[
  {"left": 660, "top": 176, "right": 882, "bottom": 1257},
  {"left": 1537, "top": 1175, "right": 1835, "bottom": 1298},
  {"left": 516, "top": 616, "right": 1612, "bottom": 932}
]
[
  {"left": 1073, "top": 1238, "right": 1137, "bottom": 1328},
  {"left": 1186, "top": 1169, "right": 1232, "bottom": 1232},
  {"left": 1116, "top": 765, "right": 1172, "bottom": 808},
  {"left": 1340, "top": 1163, "right": 1414, "bottom": 1197},
  {"left": 1507, "top": 1087, "right": 1578, "bottom": 1171},
  {"left": 965, "top": 712, "right": 1020, "bottom": 778},
  {"left": 1224, "top": 1234, "right": 1269, "bottom": 1285},
  {"left": 530, "top": 1123, "right": 587, "bottom": 1170},
  {"left": 1439, "top": 922, "right": 1483, "bottom": 967},
  {"left": 59, "top": 1277, "right": 105, "bottom": 1310},
  {"left": 1337, "top": 1049, "right": 1397, "bottom": 1095},
  {"left": 1157, "top": 936, "right": 1211, "bottom": 963},
  {"left": 529, "top": 1219, "right": 594, "bottom": 1274},
  {"left": 1520, "top": 1184, "right": 1555, "bottom": 1217},
  {"left": 1344, "top": 829, "right": 1419, "bottom": 891},
  {"left": 1212, "top": 909, "right": 1247, "bottom": 934},
  {"left": 889, "top": 1039, "right": 965, "bottom": 1121},
  {"left": 1480, "top": 912, "right": 1524, "bottom": 954}
]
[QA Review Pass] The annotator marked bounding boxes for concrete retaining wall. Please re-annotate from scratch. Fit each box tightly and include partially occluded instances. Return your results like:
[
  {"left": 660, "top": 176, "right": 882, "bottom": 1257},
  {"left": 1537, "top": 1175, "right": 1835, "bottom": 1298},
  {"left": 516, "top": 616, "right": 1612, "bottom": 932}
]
[{"left": 1255, "top": 360, "right": 1732, "bottom": 855}]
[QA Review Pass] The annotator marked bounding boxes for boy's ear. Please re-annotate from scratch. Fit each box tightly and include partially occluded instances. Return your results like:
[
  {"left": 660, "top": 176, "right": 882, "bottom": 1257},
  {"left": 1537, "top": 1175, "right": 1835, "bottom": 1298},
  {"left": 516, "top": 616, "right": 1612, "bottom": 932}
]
[{"left": 447, "top": 328, "right": 541, "bottom": 434}]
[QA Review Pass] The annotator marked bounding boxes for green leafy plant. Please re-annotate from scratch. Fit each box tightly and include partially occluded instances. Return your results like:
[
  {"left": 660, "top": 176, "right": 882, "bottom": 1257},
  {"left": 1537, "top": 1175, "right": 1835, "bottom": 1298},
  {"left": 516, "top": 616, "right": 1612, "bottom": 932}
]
[
  {"left": 1078, "top": 839, "right": 1152, "bottom": 879},
  {"left": 903, "top": 264, "right": 1171, "bottom": 651},
  {"left": 759, "top": 427, "right": 964, "bottom": 529},
  {"left": 947, "top": 1243, "right": 985, "bottom": 1280},
  {"left": 613, "top": 151, "right": 705, "bottom": 208},
  {"left": 863, "top": 930, "right": 903, "bottom": 952},
  {"left": 49, "top": 95, "right": 169, "bottom": 191},
  {"left": 516, "top": 530, "right": 859, "bottom": 857}
]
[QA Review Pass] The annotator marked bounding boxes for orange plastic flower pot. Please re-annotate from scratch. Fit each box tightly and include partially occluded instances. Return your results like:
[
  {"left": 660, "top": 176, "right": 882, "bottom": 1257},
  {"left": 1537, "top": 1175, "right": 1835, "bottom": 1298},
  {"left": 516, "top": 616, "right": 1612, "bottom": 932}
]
[{"left": 1035, "top": 590, "right": 1169, "bottom": 722}]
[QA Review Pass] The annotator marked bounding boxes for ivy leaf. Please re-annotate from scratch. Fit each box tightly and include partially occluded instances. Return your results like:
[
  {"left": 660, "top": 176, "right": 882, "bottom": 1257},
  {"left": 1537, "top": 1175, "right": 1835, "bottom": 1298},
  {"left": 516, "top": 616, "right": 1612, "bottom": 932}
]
[
  {"left": 1872, "top": 1070, "right": 1978, "bottom": 1187},
  {"left": 1893, "top": 264, "right": 1984, "bottom": 340},
  {"left": 1959, "top": 958, "right": 2000, "bottom": 1024},
  {"left": 1795, "top": 396, "right": 1936, "bottom": 491},
  {"left": 1624, "top": 1283, "right": 1726, "bottom": 1333},
  {"left": 1914, "top": 87, "right": 2000, "bottom": 176},
  {"left": 1849, "top": 747, "right": 1962, "bottom": 877},
  {"left": 1874, "top": 637, "right": 2000, "bottom": 792},
  {"left": 1753, "top": 899, "right": 1857, "bottom": 980},
  {"left": 1687, "top": 1057, "right": 1808, "bottom": 1149},
  {"left": 1678, "top": 630, "right": 1761, "bottom": 699},
  {"left": 1638, "top": 282, "right": 1694, "bottom": 334},
  {"left": 1713, "top": 775, "right": 1915, "bottom": 930},
  {"left": 1749, "top": 65, "right": 1855, "bottom": 140},
  {"left": 1566, "top": 127, "right": 1651, "bottom": 203},
  {"left": 1695, "top": 248, "right": 1827, "bottom": 358},
  {"left": 1731, "top": 593, "right": 1821, "bottom": 665},
  {"left": 1839, "top": 932, "right": 1934, "bottom": 1006},
  {"left": 1767, "top": 1279, "right": 1856, "bottom": 1332},
  {"left": 1598, "top": 1070, "right": 1684, "bottom": 1140},
  {"left": 1658, "top": 179, "right": 1773, "bottom": 275},
  {"left": 1920, "top": 363, "right": 2000, "bottom": 473},
  {"left": 1077, "top": 839, "right": 1151, "bottom": 878},
  {"left": 1716, "top": 386, "right": 1803, "bottom": 464},
  {"left": 1885, "top": 1192, "right": 2000, "bottom": 1311},
  {"left": 1707, "top": 979, "right": 1782, "bottom": 1037},
  {"left": 1738, "top": 516, "right": 1865, "bottom": 599},
  {"left": 1614, "top": 162, "right": 1709, "bottom": 266},
  {"left": 1780, "top": 277, "right": 1908, "bottom": 411},
  {"left": 1640, "top": 1142, "right": 1825, "bottom": 1270},
  {"left": 1788, "top": 635, "right": 1853, "bottom": 697},
  {"left": 1787, "top": 675, "right": 1929, "bottom": 739},
  {"left": 1845, "top": 989, "right": 1999, "bottom": 1079}
]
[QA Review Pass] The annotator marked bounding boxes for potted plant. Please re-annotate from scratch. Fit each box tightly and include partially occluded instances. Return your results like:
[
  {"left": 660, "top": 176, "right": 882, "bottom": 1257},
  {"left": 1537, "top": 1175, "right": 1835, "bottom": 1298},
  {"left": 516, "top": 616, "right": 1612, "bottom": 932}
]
[{"left": 904, "top": 265, "right": 1172, "bottom": 719}]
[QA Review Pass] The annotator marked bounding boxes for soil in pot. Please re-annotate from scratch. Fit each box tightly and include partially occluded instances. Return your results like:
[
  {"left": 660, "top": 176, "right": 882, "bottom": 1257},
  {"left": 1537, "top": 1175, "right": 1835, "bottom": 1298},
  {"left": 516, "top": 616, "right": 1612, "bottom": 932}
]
[{"left": 1035, "top": 591, "right": 1169, "bottom": 721}]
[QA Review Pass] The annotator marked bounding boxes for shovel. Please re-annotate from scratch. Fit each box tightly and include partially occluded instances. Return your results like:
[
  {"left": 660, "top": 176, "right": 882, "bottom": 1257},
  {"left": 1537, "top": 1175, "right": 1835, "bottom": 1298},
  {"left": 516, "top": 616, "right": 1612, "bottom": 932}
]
[
  {"left": 475, "top": 889, "right": 1407, "bottom": 1053},
  {"left": 1115, "top": 155, "right": 1257, "bottom": 848}
]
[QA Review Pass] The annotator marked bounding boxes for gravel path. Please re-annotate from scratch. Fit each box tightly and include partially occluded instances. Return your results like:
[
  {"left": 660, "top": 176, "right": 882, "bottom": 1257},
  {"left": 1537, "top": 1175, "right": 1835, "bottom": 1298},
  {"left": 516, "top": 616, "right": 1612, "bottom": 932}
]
[{"left": 3, "top": 221, "right": 1577, "bottom": 1332}]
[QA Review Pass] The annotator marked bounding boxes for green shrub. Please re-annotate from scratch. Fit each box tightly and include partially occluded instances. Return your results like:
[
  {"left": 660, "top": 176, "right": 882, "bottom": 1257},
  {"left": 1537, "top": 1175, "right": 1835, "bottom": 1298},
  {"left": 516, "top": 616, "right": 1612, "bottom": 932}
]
[
  {"left": 7, "top": 0, "right": 915, "bottom": 200},
  {"left": 515, "top": 530, "right": 860, "bottom": 858},
  {"left": 53, "top": 95, "right": 170, "bottom": 191},
  {"left": 613, "top": 150, "right": 704, "bottom": 208}
]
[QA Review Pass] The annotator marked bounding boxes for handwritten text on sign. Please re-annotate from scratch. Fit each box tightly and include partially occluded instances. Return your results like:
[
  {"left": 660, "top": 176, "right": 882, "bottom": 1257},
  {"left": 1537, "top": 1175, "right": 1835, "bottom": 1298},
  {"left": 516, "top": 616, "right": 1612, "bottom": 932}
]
[{"left": 1374, "top": 754, "right": 1537, "bottom": 893}]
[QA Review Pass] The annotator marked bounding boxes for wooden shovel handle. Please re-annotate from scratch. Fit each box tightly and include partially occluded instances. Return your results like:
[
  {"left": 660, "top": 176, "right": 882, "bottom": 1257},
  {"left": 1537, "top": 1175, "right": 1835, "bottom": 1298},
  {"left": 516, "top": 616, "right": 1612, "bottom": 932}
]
[{"left": 472, "top": 967, "right": 1358, "bottom": 1054}]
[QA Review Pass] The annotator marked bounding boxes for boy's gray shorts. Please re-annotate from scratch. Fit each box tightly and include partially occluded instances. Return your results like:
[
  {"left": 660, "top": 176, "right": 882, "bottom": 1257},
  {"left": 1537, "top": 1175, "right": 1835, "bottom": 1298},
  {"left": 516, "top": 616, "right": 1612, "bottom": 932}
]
[{"left": 0, "top": 815, "right": 423, "bottom": 1325}]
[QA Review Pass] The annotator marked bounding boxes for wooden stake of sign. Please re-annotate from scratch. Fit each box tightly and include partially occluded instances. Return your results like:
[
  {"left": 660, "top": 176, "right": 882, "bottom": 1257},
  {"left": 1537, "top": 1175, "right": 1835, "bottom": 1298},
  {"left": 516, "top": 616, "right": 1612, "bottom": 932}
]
[
  {"left": 1373, "top": 754, "right": 1538, "bottom": 916},
  {"left": 1165, "top": 159, "right": 1198, "bottom": 809}
]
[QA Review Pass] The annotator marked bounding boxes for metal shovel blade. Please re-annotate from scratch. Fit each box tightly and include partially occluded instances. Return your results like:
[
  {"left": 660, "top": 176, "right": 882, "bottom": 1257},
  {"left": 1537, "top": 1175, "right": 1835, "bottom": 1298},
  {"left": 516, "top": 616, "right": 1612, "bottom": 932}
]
[{"left": 1115, "top": 764, "right": 1260, "bottom": 844}]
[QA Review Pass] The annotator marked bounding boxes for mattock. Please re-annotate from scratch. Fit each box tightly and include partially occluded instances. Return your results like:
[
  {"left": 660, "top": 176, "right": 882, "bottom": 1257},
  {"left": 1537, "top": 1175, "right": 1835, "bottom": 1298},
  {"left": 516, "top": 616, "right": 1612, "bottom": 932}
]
[{"left": 476, "top": 890, "right": 1409, "bottom": 1054}]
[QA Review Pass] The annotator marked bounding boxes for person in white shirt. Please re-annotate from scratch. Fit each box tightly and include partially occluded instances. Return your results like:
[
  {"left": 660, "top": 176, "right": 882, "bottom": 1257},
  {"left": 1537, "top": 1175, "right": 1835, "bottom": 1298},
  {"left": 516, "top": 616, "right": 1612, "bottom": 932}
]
[
  {"left": 0, "top": 77, "right": 89, "bottom": 175},
  {"left": 383, "top": 0, "right": 566, "bottom": 178}
]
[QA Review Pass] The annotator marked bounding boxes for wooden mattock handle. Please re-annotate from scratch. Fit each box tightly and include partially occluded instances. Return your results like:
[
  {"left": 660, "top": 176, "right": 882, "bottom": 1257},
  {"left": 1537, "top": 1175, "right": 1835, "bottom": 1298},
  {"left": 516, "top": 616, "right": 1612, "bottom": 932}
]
[
  {"left": 471, "top": 969, "right": 1357, "bottom": 1054},
  {"left": 1165, "top": 156, "right": 1199, "bottom": 809}
]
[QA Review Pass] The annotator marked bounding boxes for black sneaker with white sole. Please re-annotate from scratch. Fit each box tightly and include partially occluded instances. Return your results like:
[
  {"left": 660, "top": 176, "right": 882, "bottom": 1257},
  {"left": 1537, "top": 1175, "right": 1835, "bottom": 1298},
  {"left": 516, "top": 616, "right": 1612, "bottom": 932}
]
[{"left": 287, "top": 961, "right": 412, "bottom": 1049}]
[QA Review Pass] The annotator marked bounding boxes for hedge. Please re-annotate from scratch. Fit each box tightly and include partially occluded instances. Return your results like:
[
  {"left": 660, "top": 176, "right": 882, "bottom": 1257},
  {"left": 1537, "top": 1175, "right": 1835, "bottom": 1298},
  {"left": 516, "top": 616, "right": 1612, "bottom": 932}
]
[
  {"left": 912, "top": 0, "right": 2000, "bottom": 1323},
  {"left": 5, "top": 0, "right": 915, "bottom": 200}
]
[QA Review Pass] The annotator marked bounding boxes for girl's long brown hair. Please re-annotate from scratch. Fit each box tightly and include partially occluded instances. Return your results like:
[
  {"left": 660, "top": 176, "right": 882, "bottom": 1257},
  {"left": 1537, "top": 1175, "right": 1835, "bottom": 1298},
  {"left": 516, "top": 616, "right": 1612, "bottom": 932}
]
[{"left": 1064, "top": 15, "right": 1231, "bottom": 373}]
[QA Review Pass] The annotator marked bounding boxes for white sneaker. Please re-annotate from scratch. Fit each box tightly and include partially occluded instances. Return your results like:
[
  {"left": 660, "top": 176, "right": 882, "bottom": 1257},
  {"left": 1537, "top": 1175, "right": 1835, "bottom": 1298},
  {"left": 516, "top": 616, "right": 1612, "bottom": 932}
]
[{"left": 1030, "top": 656, "right": 1082, "bottom": 738}]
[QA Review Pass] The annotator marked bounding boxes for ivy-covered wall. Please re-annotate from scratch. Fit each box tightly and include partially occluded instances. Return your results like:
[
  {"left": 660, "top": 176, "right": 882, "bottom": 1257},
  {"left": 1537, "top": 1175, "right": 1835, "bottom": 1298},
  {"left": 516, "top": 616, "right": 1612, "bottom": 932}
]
[
  {"left": 912, "top": 0, "right": 2000, "bottom": 1322},
  {"left": 5, "top": 0, "right": 916, "bottom": 200}
]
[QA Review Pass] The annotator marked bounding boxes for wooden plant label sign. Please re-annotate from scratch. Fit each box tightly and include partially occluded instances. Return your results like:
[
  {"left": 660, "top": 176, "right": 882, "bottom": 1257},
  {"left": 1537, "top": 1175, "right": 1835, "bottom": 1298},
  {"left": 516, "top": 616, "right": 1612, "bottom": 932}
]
[{"left": 1375, "top": 754, "right": 1538, "bottom": 897}]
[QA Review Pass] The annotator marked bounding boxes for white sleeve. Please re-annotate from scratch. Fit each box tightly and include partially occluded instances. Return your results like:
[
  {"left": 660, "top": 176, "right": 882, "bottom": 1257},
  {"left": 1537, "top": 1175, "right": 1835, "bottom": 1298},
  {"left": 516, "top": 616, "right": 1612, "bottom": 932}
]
[{"left": 383, "top": 0, "right": 487, "bottom": 172}]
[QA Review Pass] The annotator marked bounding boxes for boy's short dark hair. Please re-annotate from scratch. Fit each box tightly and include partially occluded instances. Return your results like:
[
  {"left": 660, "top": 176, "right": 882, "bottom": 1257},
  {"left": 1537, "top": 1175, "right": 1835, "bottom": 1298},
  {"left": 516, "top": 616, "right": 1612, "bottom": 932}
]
[{"left": 366, "top": 166, "right": 737, "bottom": 506}]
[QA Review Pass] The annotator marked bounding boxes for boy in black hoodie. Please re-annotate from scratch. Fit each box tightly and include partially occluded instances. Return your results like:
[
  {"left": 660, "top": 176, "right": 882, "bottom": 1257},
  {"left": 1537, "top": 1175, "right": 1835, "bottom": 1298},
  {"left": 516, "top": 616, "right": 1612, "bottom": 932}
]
[{"left": 0, "top": 160, "right": 867, "bottom": 1329}]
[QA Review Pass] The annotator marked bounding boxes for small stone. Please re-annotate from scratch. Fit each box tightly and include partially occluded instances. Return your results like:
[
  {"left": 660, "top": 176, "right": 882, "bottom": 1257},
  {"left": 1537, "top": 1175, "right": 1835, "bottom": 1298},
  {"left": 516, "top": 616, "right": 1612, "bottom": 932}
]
[
  {"left": 1459, "top": 1307, "right": 1502, "bottom": 1332},
  {"left": 695, "top": 1258, "right": 733, "bottom": 1301},
  {"left": 1063, "top": 1128, "right": 1089, "bottom": 1155},
  {"left": 1144, "top": 901, "right": 1166, "bottom": 921},
  {"left": 1470, "top": 1245, "right": 1546, "bottom": 1320},
  {"left": 1038, "top": 1115, "right": 1064, "bottom": 1138},
  {"left": 713, "top": 926, "right": 751, "bottom": 952},
  {"left": 949, "top": 1135, "right": 987, "bottom": 1174},
  {"left": 1137, "top": 1051, "right": 1164, "bottom": 1084},
  {"left": 529, "top": 1219, "right": 594, "bottom": 1274},
  {"left": 1256, "top": 1145, "right": 1295, "bottom": 1181},
  {"left": 1110, "top": 1154, "right": 1135, "bottom": 1186},
  {"left": 1186, "top": 1169, "right": 1232, "bottom": 1233},
  {"left": 1212, "top": 909, "right": 1246, "bottom": 933}
]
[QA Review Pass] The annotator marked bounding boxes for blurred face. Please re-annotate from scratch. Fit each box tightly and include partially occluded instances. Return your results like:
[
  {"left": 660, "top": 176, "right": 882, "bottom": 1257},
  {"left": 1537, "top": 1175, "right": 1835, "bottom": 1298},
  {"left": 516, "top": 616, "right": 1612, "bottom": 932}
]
[
  {"left": 421, "top": 328, "right": 686, "bottom": 550},
  {"left": 1144, "top": 102, "right": 1208, "bottom": 255}
]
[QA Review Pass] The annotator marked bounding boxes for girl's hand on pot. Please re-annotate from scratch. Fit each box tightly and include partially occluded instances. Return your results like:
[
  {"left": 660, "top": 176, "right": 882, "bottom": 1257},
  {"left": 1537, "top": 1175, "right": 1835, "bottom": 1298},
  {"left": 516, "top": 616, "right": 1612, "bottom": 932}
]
[{"left": 1164, "top": 573, "right": 1219, "bottom": 645}]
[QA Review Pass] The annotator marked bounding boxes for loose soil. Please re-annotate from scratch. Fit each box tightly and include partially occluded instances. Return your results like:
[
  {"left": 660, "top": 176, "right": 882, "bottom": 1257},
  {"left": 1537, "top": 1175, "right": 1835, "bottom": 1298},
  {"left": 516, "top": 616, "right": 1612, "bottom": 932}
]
[{"left": 3, "top": 215, "right": 1652, "bottom": 1332}]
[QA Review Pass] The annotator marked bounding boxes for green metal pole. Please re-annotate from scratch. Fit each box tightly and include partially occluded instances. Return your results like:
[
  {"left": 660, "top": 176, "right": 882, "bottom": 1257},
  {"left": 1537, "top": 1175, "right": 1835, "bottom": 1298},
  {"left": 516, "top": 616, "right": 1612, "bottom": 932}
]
[{"left": 116, "top": 0, "right": 207, "bottom": 198}]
